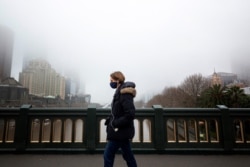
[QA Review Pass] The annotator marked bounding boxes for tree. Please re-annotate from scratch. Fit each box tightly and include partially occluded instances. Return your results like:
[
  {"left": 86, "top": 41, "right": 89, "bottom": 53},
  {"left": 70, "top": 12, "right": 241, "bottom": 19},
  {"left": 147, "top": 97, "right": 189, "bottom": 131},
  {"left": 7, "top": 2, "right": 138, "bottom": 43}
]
[
  {"left": 180, "top": 73, "right": 210, "bottom": 107},
  {"left": 240, "top": 95, "right": 250, "bottom": 108},
  {"left": 198, "top": 84, "right": 227, "bottom": 107},
  {"left": 146, "top": 86, "right": 194, "bottom": 108},
  {"left": 226, "top": 86, "right": 248, "bottom": 108},
  {"left": 146, "top": 94, "right": 164, "bottom": 107}
]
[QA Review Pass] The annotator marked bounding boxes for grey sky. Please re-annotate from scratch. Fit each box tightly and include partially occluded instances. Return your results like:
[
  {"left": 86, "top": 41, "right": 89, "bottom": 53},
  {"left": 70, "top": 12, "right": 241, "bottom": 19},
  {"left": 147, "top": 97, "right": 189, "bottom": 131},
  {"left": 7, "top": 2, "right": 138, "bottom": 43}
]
[{"left": 0, "top": 0, "right": 250, "bottom": 104}]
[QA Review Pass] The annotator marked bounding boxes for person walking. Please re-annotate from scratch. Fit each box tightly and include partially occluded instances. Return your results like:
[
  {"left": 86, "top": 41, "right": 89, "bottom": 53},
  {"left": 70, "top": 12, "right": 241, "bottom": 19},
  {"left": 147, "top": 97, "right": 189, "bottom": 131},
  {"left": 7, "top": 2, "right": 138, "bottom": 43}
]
[{"left": 104, "top": 71, "right": 137, "bottom": 167}]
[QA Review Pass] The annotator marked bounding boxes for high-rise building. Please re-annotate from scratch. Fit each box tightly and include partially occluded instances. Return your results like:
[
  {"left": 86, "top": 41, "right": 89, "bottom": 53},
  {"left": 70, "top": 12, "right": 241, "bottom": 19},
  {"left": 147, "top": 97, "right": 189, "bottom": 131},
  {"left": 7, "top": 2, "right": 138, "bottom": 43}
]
[
  {"left": 232, "top": 55, "right": 250, "bottom": 85},
  {"left": 0, "top": 26, "right": 14, "bottom": 82},
  {"left": 64, "top": 71, "right": 81, "bottom": 99},
  {"left": 19, "top": 58, "right": 66, "bottom": 99}
]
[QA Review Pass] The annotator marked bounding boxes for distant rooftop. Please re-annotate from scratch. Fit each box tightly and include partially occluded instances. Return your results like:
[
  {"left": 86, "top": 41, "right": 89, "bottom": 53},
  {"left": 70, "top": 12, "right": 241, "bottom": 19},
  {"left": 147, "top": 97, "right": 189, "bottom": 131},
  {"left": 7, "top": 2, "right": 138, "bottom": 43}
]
[{"left": 0, "top": 77, "right": 22, "bottom": 87}]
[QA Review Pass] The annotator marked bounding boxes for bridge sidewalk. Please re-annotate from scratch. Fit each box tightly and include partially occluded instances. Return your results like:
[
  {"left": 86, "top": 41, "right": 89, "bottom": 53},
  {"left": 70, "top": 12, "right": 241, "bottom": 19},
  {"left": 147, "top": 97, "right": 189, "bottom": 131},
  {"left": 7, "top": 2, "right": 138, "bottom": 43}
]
[{"left": 1, "top": 154, "right": 250, "bottom": 167}]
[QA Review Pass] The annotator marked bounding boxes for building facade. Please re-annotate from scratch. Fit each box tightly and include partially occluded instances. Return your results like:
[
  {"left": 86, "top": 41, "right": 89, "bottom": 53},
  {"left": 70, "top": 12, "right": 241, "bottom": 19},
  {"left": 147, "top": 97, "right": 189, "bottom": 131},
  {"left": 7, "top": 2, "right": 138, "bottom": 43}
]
[
  {"left": 242, "top": 87, "right": 250, "bottom": 95},
  {"left": 210, "top": 71, "right": 238, "bottom": 86},
  {"left": 0, "top": 26, "right": 14, "bottom": 82},
  {"left": 19, "top": 58, "right": 66, "bottom": 99},
  {"left": 210, "top": 71, "right": 223, "bottom": 86},
  {"left": 0, "top": 77, "right": 28, "bottom": 107}
]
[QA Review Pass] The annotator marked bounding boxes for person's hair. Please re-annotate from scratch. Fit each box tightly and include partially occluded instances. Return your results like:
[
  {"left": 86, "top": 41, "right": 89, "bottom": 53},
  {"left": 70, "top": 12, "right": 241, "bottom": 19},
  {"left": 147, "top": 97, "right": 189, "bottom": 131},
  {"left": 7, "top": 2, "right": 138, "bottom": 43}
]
[{"left": 110, "top": 71, "right": 125, "bottom": 83}]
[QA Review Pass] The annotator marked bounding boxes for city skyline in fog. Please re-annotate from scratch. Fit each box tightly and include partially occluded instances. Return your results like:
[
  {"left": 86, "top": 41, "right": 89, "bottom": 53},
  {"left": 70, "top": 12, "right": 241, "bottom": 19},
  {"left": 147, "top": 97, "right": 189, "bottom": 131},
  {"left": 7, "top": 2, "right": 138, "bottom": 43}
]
[{"left": 0, "top": 0, "right": 250, "bottom": 104}]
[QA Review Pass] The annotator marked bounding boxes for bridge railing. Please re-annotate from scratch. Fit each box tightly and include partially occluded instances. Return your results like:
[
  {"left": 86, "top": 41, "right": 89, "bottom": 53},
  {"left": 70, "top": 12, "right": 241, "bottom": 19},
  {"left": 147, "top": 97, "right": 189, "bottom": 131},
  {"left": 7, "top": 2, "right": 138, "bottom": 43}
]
[{"left": 0, "top": 104, "right": 250, "bottom": 154}]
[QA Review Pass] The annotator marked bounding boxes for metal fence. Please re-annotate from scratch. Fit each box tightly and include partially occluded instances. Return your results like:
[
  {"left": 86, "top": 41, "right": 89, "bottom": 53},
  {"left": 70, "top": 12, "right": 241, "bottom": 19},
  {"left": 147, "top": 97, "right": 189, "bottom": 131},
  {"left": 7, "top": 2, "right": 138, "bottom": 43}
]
[{"left": 0, "top": 104, "right": 250, "bottom": 154}]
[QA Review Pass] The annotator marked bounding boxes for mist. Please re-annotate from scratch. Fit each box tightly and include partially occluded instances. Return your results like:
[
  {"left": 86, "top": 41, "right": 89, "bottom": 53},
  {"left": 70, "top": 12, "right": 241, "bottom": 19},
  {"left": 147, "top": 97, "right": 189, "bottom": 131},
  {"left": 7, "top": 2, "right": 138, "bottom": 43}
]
[{"left": 1, "top": 0, "right": 250, "bottom": 104}]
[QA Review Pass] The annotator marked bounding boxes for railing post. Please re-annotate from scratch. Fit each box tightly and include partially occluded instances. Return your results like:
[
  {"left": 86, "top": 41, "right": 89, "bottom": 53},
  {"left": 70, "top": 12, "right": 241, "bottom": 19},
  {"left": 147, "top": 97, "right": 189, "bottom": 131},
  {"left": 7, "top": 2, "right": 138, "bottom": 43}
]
[
  {"left": 217, "top": 105, "right": 233, "bottom": 153},
  {"left": 86, "top": 104, "right": 97, "bottom": 152},
  {"left": 153, "top": 105, "right": 165, "bottom": 153},
  {"left": 15, "top": 104, "right": 32, "bottom": 152}
]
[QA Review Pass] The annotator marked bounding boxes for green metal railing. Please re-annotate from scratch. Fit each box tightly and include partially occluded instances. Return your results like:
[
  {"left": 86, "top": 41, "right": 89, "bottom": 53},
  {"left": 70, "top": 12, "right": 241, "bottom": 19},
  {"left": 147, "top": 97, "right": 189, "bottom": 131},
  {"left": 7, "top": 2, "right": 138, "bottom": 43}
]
[{"left": 0, "top": 104, "right": 250, "bottom": 154}]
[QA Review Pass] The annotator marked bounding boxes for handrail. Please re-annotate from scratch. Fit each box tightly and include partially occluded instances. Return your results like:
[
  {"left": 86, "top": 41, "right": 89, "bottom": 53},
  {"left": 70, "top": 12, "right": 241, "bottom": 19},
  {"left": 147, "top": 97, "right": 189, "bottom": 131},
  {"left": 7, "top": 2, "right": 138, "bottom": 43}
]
[{"left": 0, "top": 104, "right": 250, "bottom": 154}]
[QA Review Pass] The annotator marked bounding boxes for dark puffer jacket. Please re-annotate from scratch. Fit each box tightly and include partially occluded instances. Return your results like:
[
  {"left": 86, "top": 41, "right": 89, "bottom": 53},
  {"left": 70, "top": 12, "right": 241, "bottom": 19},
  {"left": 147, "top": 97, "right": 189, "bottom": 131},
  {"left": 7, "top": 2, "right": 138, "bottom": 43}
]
[{"left": 105, "top": 81, "right": 136, "bottom": 141}]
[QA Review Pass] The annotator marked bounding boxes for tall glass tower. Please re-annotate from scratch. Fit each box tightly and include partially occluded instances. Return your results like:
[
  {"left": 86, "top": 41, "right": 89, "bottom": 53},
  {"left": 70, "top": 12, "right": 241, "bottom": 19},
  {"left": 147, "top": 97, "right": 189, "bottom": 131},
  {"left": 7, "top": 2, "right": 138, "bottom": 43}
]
[{"left": 0, "top": 26, "right": 14, "bottom": 82}]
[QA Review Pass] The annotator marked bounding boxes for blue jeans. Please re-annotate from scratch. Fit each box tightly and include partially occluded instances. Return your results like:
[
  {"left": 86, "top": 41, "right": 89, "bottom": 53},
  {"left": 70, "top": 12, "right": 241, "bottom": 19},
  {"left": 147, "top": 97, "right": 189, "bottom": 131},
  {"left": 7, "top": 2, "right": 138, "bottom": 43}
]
[{"left": 104, "top": 140, "right": 137, "bottom": 167}]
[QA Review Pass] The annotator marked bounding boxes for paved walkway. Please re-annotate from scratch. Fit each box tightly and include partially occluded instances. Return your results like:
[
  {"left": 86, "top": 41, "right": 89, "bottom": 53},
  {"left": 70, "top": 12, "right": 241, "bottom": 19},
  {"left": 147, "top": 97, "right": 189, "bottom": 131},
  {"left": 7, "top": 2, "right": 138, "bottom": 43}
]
[{"left": 1, "top": 154, "right": 250, "bottom": 167}]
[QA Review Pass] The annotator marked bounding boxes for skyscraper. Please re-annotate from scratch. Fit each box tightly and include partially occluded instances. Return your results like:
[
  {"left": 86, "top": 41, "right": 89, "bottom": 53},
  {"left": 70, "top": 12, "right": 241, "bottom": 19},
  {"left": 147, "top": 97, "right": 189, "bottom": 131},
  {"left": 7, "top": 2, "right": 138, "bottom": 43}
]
[
  {"left": 0, "top": 26, "right": 14, "bottom": 82},
  {"left": 232, "top": 55, "right": 250, "bottom": 85},
  {"left": 19, "top": 58, "right": 66, "bottom": 99}
]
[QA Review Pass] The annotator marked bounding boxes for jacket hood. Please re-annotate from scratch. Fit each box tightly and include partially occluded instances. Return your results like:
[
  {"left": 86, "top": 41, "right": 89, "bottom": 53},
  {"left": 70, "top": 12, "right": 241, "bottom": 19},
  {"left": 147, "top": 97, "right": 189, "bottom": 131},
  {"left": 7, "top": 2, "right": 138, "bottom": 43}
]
[
  {"left": 120, "top": 81, "right": 136, "bottom": 97},
  {"left": 122, "top": 81, "right": 136, "bottom": 88}
]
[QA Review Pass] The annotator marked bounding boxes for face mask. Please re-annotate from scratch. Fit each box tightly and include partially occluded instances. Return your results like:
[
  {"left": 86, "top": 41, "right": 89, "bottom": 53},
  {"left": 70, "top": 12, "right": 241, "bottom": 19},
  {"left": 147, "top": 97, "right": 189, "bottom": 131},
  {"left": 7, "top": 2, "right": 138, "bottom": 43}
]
[{"left": 110, "top": 82, "right": 118, "bottom": 89}]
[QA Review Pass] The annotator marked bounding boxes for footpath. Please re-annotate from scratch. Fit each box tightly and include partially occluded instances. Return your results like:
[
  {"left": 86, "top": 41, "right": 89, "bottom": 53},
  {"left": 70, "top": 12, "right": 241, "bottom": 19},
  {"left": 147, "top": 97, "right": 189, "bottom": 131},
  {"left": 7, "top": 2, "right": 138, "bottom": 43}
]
[{"left": 1, "top": 154, "right": 250, "bottom": 167}]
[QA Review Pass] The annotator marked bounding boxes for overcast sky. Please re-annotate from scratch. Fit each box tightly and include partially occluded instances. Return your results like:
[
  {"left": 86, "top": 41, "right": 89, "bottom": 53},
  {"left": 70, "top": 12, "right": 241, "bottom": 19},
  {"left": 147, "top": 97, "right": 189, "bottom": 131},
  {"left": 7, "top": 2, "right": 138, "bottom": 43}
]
[{"left": 0, "top": 0, "right": 250, "bottom": 104}]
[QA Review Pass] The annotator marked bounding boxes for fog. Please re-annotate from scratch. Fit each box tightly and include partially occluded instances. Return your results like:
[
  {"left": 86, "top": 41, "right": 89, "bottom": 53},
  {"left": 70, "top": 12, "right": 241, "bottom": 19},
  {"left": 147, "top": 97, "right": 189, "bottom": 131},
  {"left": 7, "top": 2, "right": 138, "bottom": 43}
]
[{"left": 0, "top": 0, "right": 250, "bottom": 104}]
